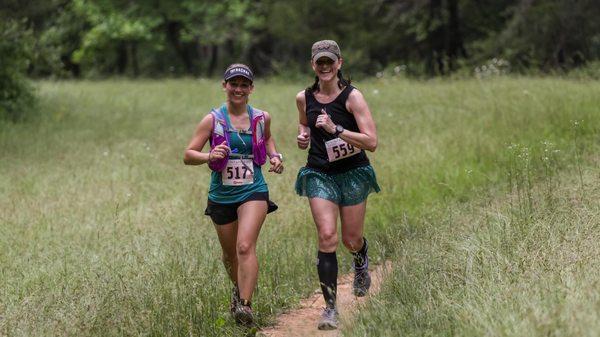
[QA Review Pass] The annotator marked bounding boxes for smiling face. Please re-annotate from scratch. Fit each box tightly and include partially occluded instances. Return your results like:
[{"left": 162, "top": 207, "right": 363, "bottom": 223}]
[
  {"left": 312, "top": 56, "right": 342, "bottom": 83},
  {"left": 223, "top": 76, "right": 254, "bottom": 105}
]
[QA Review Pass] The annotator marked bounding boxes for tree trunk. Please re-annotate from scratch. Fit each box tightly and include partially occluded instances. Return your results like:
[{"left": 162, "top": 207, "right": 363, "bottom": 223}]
[
  {"left": 129, "top": 41, "right": 139, "bottom": 77},
  {"left": 207, "top": 44, "right": 218, "bottom": 77},
  {"left": 427, "top": 0, "right": 445, "bottom": 75},
  {"left": 165, "top": 20, "right": 194, "bottom": 75},
  {"left": 446, "top": 0, "right": 467, "bottom": 71},
  {"left": 117, "top": 42, "right": 127, "bottom": 74},
  {"left": 60, "top": 54, "right": 80, "bottom": 78}
]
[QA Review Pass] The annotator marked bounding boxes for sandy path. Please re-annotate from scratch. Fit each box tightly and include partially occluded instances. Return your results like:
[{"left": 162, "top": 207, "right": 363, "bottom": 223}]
[{"left": 259, "top": 262, "right": 391, "bottom": 337}]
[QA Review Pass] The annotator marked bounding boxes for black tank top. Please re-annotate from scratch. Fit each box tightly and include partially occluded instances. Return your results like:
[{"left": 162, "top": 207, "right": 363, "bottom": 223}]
[{"left": 304, "top": 85, "right": 370, "bottom": 174}]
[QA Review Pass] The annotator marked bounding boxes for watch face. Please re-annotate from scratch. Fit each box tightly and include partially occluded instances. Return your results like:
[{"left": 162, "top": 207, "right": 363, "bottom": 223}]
[{"left": 336, "top": 125, "right": 344, "bottom": 133}]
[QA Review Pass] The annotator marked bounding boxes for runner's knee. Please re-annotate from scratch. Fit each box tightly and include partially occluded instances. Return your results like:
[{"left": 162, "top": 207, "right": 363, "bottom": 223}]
[
  {"left": 318, "top": 230, "right": 338, "bottom": 250},
  {"left": 341, "top": 234, "right": 362, "bottom": 252},
  {"left": 236, "top": 241, "right": 255, "bottom": 257}
]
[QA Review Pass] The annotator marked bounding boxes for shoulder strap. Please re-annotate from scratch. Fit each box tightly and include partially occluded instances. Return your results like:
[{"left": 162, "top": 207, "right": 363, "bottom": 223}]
[
  {"left": 210, "top": 107, "right": 227, "bottom": 123},
  {"left": 304, "top": 88, "right": 314, "bottom": 102},
  {"left": 249, "top": 105, "right": 264, "bottom": 118},
  {"left": 210, "top": 108, "right": 228, "bottom": 138},
  {"left": 336, "top": 85, "right": 355, "bottom": 104},
  {"left": 221, "top": 105, "right": 234, "bottom": 129}
]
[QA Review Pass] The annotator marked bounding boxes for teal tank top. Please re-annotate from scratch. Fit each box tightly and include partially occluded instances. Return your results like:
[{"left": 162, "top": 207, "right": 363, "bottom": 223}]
[{"left": 208, "top": 105, "right": 268, "bottom": 203}]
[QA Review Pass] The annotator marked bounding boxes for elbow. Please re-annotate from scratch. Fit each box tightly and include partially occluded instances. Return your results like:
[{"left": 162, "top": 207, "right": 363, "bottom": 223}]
[
  {"left": 366, "top": 138, "right": 377, "bottom": 152},
  {"left": 183, "top": 151, "right": 192, "bottom": 165}
]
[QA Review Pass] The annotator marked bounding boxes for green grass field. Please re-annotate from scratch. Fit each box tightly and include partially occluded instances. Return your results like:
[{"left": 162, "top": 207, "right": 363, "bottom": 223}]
[{"left": 1, "top": 77, "right": 598, "bottom": 336}]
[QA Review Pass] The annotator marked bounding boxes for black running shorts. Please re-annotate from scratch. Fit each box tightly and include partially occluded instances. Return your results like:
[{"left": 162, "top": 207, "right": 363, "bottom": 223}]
[{"left": 204, "top": 192, "right": 278, "bottom": 225}]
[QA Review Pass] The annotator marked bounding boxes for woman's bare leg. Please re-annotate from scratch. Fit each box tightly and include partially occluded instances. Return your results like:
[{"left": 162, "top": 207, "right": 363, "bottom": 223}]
[{"left": 235, "top": 200, "right": 267, "bottom": 301}]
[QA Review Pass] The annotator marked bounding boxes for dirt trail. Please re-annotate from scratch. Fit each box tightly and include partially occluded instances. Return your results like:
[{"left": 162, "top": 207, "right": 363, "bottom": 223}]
[{"left": 259, "top": 262, "right": 391, "bottom": 337}]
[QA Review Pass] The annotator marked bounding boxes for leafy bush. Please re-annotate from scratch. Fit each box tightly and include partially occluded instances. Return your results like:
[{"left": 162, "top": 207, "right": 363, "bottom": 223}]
[
  {"left": 0, "top": 19, "right": 36, "bottom": 121},
  {"left": 565, "top": 61, "right": 600, "bottom": 80}
]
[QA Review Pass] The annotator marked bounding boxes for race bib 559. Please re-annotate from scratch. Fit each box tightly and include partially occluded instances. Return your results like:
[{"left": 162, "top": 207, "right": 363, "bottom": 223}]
[{"left": 325, "top": 138, "right": 359, "bottom": 162}]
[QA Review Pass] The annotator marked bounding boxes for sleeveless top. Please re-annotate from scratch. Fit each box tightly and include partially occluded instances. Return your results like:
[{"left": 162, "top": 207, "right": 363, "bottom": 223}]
[
  {"left": 208, "top": 105, "right": 268, "bottom": 203},
  {"left": 304, "top": 85, "right": 370, "bottom": 174},
  {"left": 208, "top": 104, "right": 267, "bottom": 171}
]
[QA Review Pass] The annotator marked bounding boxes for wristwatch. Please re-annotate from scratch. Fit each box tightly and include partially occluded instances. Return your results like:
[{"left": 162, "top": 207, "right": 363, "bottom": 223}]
[
  {"left": 333, "top": 124, "right": 344, "bottom": 137},
  {"left": 269, "top": 153, "right": 283, "bottom": 162}
]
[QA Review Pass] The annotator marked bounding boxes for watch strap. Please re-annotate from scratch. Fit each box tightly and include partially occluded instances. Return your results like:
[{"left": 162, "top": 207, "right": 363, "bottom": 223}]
[
  {"left": 269, "top": 153, "right": 283, "bottom": 162},
  {"left": 333, "top": 124, "right": 344, "bottom": 137}
]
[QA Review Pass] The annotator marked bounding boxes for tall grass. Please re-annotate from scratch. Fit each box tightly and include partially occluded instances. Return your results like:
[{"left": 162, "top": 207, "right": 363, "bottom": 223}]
[
  {"left": 346, "top": 78, "right": 600, "bottom": 336},
  {"left": 347, "top": 157, "right": 600, "bottom": 337},
  {"left": 0, "top": 77, "right": 598, "bottom": 336}
]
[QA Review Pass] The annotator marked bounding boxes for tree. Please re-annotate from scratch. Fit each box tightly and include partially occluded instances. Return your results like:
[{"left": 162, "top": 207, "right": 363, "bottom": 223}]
[
  {"left": 490, "top": 0, "right": 600, "bottom": 70},
  {"left": 0, "top": 19, "right": 35, "bottom": 121},
  {"left": 3, "top": 0, "right": 599, "bottom": 79}
]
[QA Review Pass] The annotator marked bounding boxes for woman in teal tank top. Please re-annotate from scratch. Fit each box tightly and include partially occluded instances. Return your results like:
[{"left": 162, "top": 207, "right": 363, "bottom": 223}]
[
  {"left": 183, "top": 64, "right": 284, "bottom": 326},
  {"left": 208, "top": 104, "right": 269, "bottom": 203}
]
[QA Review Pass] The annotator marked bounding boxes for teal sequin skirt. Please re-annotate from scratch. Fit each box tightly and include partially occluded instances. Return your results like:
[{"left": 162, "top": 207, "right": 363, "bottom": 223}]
[{"left": 295, "top": 165, "right": 380, "bottom": 206}]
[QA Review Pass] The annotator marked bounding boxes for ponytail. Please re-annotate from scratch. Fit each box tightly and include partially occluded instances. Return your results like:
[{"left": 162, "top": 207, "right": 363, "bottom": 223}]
[
  {"left": 307, "top": 76, "right": 319, "bottom": 92},
  {"left": 337, "top": 70, "right": 351, "bottom": 89},
  {"left": 306, "top": 69, "right": 352, "bottom": 93}
]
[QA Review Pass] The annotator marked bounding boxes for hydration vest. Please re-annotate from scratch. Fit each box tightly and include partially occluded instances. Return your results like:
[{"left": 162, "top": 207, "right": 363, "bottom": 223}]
[{"left": 208, "top": 105, "right": 267, "bottom": 172}]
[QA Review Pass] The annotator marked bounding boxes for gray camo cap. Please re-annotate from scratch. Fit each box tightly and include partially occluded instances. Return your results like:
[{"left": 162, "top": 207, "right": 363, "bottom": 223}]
[{"left": 311, "top": 40, "right": 341, "bottom": 62}]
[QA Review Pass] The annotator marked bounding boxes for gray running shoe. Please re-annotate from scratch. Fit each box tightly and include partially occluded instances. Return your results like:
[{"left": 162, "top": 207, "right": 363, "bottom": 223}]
[
  {"left": 352, "top": 255, "right": 371, "bottom": 297},
  {"left": 317, "top": 307, "right": 339, "bottom": 330},
  {"left": 233, "top": 300, "right": 253, "bottom": 326}
]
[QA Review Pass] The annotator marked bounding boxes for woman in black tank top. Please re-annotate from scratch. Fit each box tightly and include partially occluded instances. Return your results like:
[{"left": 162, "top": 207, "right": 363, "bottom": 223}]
[{"left": 294, "top": 40, "right": 381, "bottom": 330}]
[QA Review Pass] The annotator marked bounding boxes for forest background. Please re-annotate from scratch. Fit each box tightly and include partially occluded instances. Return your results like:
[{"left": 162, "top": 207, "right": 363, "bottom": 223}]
[{"left": 2, "top": 0, "right": 600, "bottom": 119}]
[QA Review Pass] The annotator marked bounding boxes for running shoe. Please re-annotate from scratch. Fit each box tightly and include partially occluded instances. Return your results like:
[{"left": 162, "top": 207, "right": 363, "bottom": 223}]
[
  {"left": 352, "top": 252, "right": 371, "bottom": 297},
  {"left": 317, "top": 307, "right": 339, "bottom": 330},
  {"left": 233, "top": 299, "right": 253, "bottom": 326}
]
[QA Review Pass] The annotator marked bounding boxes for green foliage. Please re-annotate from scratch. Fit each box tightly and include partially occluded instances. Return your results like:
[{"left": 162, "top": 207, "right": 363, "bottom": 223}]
[
  {"left": 565, "top": 60, "right": 600, "bottom": 80},
  {"left": 0, "top": 19, "right": 36, "bottom": 121},
  {"left": 4, "top": 0, "right": 600, "bottom": 77},
  {"left": 69, "top": 0, "right": 160, "bottom": 76},
  {"left": 489, "top": 0, "right": 600, "bottom": 71}
]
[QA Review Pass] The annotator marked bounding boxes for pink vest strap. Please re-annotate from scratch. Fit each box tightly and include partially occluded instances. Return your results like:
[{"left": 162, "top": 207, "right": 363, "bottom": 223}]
[{"left": 208, "top": 105, "right": 267, "bottom": 172}]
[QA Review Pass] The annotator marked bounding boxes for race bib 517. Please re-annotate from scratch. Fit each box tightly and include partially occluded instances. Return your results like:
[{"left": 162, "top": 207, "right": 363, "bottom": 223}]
[{"left": 222, "top": 159, "right": 254, "bottom": 186}]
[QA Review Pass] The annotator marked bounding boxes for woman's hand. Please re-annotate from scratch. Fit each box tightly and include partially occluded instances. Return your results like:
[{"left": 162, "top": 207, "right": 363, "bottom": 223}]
[
  {"left": 208, "top": 141, "right": 230, "bottom": 162},
  {"left": 268, "top": 156, "right": 284, "bottom": 174},
  {"left": 315, "top": 109, "right": 336, "bottom": 134},
  {"left": 184, "top": 114, "right": 216, "bottom": 165},
  {"left": 297, "top": 131, "right": 309, "bottom": 149}
]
